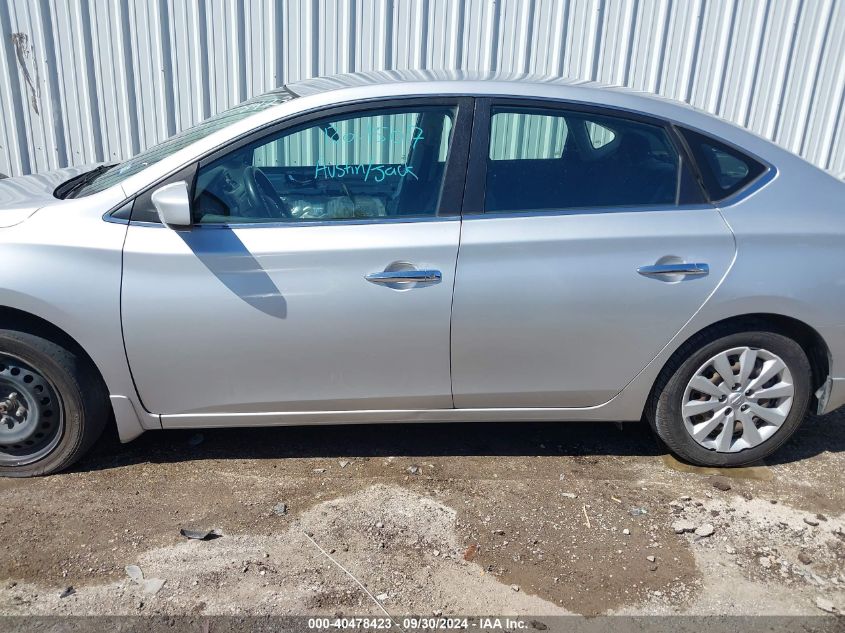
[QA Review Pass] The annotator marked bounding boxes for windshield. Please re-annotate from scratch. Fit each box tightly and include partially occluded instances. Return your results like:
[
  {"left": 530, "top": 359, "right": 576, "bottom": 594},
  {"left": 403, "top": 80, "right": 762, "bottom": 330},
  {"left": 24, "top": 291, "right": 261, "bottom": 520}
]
[{"left": 68, "top": 88, "right": 295, "bottom": 198}]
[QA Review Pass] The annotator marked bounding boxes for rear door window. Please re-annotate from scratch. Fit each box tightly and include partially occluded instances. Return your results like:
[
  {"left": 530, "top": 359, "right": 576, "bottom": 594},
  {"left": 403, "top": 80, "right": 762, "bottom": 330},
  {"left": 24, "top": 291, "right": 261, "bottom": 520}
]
[
  {"left": 484, "top": 107, "right": 680, "bottom": 213},
  {"left": 679, "top": 128, "right": 767, "bottom": 201}
]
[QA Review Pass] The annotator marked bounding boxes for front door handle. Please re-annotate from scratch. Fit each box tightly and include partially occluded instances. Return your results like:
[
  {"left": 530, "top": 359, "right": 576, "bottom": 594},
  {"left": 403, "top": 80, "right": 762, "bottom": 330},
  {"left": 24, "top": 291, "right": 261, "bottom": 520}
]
[
  {"left": 637, "top": 262, "right": 709, "bottom": 277},
  {"left": 365, "top": 269, "right": 442, "bottom": 284}
]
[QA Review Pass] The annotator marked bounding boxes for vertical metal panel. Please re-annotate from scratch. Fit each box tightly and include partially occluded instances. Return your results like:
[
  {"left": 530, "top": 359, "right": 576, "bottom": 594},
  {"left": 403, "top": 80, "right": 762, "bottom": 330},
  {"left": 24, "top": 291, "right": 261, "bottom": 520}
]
[
  {"left": 0, "top": 0, "right": 843, "bottom": 179},
  {"left": 91, "top": 0, "right": 136, "bottom": 163}
]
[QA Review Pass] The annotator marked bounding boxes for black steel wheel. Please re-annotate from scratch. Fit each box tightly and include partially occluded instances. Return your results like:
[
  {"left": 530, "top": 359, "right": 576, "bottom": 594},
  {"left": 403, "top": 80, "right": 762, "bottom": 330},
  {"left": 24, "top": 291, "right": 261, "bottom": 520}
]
[{"left": 0, "top": 330, "right": 108, "bottom": 477}]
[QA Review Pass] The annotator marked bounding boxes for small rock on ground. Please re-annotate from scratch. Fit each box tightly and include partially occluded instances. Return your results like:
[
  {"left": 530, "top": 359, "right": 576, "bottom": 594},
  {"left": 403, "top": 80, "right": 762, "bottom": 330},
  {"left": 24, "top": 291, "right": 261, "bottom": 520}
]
[
  {"left": 142, "top": 579, "right": 166, "bottom": 596},
  {"left": 125, "top": 565, "right": 144, "bottom": 584},
  {"left": 814, "top": 597, "right": 837, "bottom": 614},
  {"left": 694, "top": 524, "right": 715, "bottom": 537},
  {"left": 710, "top": 476, "right": 732, "bottom": 491}
]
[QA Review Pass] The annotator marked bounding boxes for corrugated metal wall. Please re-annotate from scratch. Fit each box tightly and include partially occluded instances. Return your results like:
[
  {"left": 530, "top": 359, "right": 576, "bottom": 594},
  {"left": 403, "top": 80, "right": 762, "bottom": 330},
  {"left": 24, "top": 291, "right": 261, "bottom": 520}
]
[{"left": 1, "top": 0, "right": 843, "bottom": 179}]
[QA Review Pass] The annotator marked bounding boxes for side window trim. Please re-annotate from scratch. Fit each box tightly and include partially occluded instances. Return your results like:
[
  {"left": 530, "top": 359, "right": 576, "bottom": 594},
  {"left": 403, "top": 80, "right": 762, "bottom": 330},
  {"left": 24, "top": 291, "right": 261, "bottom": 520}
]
[
  {"left": 461, "top": 97, "right": 491, "bottom": 215},
  {"left": 667, "top": 124, "right": 711, "bottom": 206},
  {"left": 193, "top": 96, "right": 474, "bottom": 226},
  {"left": 463, "top": 97, "right": 707, "bottom": 217}
]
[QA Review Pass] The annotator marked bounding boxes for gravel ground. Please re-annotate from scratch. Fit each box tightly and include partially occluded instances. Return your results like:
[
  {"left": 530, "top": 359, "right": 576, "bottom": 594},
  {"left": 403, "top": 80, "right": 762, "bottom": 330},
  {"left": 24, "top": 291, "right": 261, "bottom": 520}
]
[{"left": 0, "top": 410, "right": 843, "bottom": 618}]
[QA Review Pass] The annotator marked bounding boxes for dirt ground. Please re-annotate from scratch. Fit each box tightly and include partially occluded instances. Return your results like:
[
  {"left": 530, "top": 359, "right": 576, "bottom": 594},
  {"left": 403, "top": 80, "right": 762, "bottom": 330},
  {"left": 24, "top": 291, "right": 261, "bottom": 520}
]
[{"left": 0, "top": 409, "right": 843, "bottom": 619}]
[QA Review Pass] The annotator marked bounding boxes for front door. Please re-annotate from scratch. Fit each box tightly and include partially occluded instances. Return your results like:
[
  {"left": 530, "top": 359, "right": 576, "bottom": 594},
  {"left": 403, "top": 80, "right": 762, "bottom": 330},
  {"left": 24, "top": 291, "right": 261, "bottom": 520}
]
[
  {"left": 451, "top": 101, "right": 736, "bottom": 408},
  {"left": 121, "top": 99, "right": 470, "bottom": 418}
]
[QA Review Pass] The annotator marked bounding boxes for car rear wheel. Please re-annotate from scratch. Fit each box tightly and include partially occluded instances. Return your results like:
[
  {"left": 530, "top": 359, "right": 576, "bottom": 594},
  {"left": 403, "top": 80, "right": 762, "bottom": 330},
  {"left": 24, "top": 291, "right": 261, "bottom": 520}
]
[
  {"left": 649, "top": 328, "right": 812, "bottom": 467},
  {"left": 0, "top": 330, "right": 108, "bottom": 477}
]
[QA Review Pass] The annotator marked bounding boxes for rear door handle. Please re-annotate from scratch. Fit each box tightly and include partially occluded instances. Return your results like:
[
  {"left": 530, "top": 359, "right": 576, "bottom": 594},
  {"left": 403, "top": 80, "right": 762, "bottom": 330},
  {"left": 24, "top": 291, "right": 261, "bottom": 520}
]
[
  {"left": 637, "top": 262, "right": 709, "bottom": 277},
  {"left": 365, "top": 269, "right": 442, "bottom": 284}
]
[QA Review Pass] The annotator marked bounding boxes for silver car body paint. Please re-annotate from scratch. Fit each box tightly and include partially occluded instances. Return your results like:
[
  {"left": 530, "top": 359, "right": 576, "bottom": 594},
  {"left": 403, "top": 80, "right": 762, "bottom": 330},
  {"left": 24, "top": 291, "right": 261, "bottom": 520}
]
[
  {"left": 450, "top": 207, "right": 736, "bottom": 408},
  {"left": 0, "top": 165, "right": 93, "bottom": 227},
  {"left": 0, "top": 70, "right": 842, "bottom": 440},
  {"left": 122, "top": 219, "right": 461, "bottom": 414},
  {"left": 0, "top": 187, "right": 154, "bottom": 440}
]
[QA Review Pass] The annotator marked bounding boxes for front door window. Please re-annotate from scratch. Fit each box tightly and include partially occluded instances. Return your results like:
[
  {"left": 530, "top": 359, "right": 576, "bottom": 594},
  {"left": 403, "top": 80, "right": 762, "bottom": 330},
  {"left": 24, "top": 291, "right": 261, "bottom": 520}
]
[{"left": 193, "top": 107, "right": 457, "bottom": 224}]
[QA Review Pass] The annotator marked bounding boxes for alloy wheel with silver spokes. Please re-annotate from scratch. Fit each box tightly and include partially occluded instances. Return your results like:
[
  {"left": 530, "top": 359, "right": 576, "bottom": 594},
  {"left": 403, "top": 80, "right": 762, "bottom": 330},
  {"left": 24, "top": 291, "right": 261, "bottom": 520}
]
[
  {"left": 0, "top": 353, "right": 64, "bottom": 466},
  {"left": 681, "top": 346, "right": 794, "bottom": 453}
]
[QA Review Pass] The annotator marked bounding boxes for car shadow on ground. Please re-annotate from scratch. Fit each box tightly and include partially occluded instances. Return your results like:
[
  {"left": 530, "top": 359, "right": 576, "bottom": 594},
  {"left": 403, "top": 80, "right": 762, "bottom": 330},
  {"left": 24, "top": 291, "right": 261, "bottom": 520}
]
[
  {"left": 765, "top": 410, "right": 845, "bottom": 465},
  {"left": 74, "top": 408, "right": 845, "bottom": 474}
]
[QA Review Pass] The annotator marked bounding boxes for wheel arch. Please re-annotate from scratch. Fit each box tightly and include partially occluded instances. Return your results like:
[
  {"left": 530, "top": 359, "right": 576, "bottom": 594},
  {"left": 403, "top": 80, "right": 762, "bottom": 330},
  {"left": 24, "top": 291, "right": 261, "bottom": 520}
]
[
  {"left": 0, "top": 305, "right": 148, "bottom": 442},
  {"left": 650, "top": 312, "right": 830, "bottom": 411},
  {"left": 0, "top": 306, "right": 104, "bottom": 380}
]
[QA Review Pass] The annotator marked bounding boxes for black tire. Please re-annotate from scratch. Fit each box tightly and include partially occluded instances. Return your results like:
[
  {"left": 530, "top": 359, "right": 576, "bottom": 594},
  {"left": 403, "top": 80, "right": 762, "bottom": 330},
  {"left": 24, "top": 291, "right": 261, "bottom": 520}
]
[
  {"left": 648, "top": 326, "right": 812, "bottom": 467},
  {"left": 0, "top": 330, "right": 108, "bottom": 477}
]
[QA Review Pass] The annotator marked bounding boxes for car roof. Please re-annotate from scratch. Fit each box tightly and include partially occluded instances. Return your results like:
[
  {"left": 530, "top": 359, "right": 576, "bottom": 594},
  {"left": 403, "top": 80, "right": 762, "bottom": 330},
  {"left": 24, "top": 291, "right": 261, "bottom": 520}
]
[
  {"left": 287, "top": 69, "right": 598, "bottom": 94},
  {"left": 286, "top": 69, "right": 683, "bottom": 111}
]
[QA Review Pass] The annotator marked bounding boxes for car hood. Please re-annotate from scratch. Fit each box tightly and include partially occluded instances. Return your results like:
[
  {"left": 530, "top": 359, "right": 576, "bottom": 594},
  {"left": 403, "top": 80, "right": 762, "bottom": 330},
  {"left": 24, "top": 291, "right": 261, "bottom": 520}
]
[{"left": 0, "top": 164, "right": 97, "bottom": 227}]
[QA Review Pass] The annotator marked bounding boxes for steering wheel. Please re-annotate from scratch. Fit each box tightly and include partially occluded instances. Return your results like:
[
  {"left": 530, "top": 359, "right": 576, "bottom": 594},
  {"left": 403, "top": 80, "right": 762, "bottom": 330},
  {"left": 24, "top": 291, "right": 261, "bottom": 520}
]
[{"left": 243, "top": 167, "right": 291, "bottom": 219}]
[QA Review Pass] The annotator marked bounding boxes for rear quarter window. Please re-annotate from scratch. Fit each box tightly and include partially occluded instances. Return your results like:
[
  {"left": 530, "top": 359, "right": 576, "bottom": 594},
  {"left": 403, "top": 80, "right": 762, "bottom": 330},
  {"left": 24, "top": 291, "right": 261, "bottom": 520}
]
[{"left": 680, "top": 128, "right": 767, "bottom": 201}]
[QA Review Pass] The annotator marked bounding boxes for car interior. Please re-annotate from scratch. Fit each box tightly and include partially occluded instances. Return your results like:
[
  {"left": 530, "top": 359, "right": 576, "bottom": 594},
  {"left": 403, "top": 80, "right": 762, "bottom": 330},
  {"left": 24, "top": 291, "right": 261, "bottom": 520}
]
[
  {"left": 192, "top": 109, "right": 454, "bottom": 223},
  {"left": 484, "top": 112, "right": 680, "bottom": 212}
]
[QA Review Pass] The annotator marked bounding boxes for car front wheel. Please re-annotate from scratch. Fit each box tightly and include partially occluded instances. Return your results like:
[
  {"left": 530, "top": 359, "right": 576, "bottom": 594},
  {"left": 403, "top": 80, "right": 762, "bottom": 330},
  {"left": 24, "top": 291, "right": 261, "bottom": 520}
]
[
  {"left": 0, "top": 330, "right": 108, "bottom": 477},
  {"left": 649, "top": 328, "right": 812, "bottom": 467}
]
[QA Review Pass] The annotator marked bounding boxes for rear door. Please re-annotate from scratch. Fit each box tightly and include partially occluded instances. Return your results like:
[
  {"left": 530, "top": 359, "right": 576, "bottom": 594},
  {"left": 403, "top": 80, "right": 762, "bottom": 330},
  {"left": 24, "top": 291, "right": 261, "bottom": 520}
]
[
  {"left": 451, "top": 99, "right": 736, "bottom": 408},
  {"left": 121, "top": 98, "right": 471, "bottom": 418}
]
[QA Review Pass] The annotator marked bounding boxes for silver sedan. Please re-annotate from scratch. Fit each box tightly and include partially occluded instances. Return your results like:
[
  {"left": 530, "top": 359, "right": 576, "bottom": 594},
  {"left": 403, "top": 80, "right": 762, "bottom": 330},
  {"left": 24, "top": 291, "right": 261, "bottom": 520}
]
[{"left": 1, "top": 70, "right": 843, "bottom": 476}]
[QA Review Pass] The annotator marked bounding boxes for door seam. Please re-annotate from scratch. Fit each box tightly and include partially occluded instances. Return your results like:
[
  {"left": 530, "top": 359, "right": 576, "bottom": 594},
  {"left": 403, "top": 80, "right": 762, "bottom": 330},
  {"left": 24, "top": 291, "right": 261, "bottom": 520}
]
[{"left": 448, "top": 216, "right": 462, "bottom": 409}]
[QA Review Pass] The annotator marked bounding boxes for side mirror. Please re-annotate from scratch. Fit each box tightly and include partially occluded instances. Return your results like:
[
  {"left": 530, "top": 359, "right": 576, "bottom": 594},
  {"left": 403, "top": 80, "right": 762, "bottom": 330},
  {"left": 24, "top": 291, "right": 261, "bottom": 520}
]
[{"left": 151, "top": 181, "right": 192, "bottom": 228}]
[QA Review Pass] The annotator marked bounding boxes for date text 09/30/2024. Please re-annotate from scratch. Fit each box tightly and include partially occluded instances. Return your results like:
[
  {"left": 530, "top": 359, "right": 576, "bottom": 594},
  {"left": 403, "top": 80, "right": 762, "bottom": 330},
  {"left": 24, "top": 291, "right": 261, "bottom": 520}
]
[{"left": 306, "top": 617, "right": 535, "bottom": 630}]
